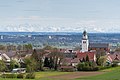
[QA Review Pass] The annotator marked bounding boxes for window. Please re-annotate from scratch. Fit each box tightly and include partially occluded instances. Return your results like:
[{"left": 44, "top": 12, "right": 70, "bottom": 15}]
[{"left": 83, "top": 41, "right": 86, "bottom": 43}]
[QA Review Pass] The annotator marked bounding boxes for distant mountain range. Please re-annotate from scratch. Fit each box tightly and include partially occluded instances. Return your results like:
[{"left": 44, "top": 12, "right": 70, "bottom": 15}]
[
  {"left": 0, "top": 32, "right": 119, "bottom": 47},
  {"left": 0, "top": 32, "right": 119, "bottom": 36},
  {"left": 0, "top": 24, "right": 120, "bottom": 33}
]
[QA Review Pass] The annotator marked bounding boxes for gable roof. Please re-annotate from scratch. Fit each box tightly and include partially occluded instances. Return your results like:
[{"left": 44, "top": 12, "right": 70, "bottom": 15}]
[
  {"left": 61, "top": 58, "right": 72, "bottom": 64},
  {"left": 60, "top": 66, "right": 74, "bottom": 69},
  {"left": 6, "top": 51, "right": 16, "bottom": 58},
  {"left": 77, "top": 52, "right": 96, "bottom": 61},
  {"left": 61, "top": 58, "right": 80, "bottom": 66},
  {"left": 108, "top": 52, "right": 120, "bottom": 61},
  {"left": 71, "top": 58, "right": 80, "bottom": 63},
  {"left": 0, "top": 53, "right": 10, "bottom": 61}
]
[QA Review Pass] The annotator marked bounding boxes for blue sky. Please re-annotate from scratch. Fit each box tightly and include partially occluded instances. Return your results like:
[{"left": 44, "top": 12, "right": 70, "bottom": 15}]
[{"left": 0, "top": 0, "right": 120, "bottom": 32}]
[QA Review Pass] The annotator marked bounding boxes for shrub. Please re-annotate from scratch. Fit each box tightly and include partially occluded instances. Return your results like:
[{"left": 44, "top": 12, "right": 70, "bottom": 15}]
[
  {"left": 17, "top": 73, "right": 24, "bottom": 79},
  {"left": 77, "top": 63, "right": 85, "bottom": 71},
  {"left": 1, "top": 73, "right": 17, "bottom": 78},
  {"left": 77, "top": 62, "right": 99, "bottom": 71},
  {"left": 98, "top": 66, "right": 112, "bottom": 70},
  {"left": 61, "top": 68, "right": 75, "bottom": 72},
  {"left": 82, "top": 66, "right": 91, "bottom": 71},
  {"left": 112, "top": 61, "right": 119, "bottom": 67},
  {"left": 25, "top": 73, "right": 35, "bottom": 79},
  {"left": 112, "top": 63, "right": 118, "bottom": 67},
  {"left": 92, "top": 66, "right": 100, "bottom": 71}
]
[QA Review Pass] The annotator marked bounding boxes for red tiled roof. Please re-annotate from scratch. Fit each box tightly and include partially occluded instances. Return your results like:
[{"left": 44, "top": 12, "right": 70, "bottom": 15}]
[
  {"left": 71, "top": 58, "right": 80, "bottom": 63},
  {"left": 77, "top": 52, "right": 96, "bottom": 61},
  {"left": 108, "top": 52, "right": 120, "bottom": 61},
  {"left": 60, "top": 66, "right": 74, "bottom": 69},
  {"left": 61, "top": 58, "right": 80, "bottom": 65},
  {"left": 62, "top": 58, "right": 72, "bottom": 63}
]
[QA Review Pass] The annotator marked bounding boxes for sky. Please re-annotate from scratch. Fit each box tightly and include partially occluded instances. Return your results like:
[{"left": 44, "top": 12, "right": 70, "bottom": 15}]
[{"left": 0, "top": 0, "right": 120, "bottom": 32}]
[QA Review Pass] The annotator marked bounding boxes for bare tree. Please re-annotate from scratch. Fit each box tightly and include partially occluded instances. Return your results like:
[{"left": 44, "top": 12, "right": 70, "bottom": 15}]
[{"left": 49, "top": 48, "right": 64, "bottom": 70}]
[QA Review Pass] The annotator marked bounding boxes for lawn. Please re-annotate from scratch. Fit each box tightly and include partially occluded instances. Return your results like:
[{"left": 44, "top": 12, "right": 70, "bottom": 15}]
[
  {"left": 75, "top": 66, "right": 120, "bottom": 80},
  {"left": 0, "top": 71, "right": 71, "bottom": 80},
  {"left": 0, "top": 67, "right": 120, "bottom": 80},
  {"left": 35, "top": 71, "right": 71, "bottom": 79}
]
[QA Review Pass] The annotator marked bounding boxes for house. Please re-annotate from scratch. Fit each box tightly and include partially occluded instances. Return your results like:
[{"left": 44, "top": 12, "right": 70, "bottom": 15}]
[
  {"left": 71, "top": 58, "right": 80, "bottom": 66},
  {"left": 107, "top": 52, "right": 120, "bottom": 65},
  {"left": 59, "top": 65, "right": 76, "bottom": 71},
  {"left": 61, "top": 58, "right": 72, "bottom": 66},
  {"left": 89, "top": 43, "right": 110, "bottom": 52},
  {"left": 0, "top": 53, "right": 11, "bottom": 66},
  {"left": 77, "top": 51, "right": 96, "bottom": 62},
  {"left": 64, "top": 49, "right": 76, "bottom": 58},
  {"left": 60, "top": 58, "right": 80, "bottom": 67},
  {"left": 6, "top": 51, "right": 16, "bottom": 59},
  {"left": 0, "top": 53, "right": 10, "bottom": 62},
  {"left": 11, "top": 50, "right": 33, "bottom": 62}
]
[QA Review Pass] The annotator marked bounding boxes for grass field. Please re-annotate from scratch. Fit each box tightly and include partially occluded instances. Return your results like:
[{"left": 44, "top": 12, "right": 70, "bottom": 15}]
[
  {"left": 0, "top": 71, "right": 71, "bottom": 80},
  {"left": 0, "top": 67, "right": 119, "bottom": 80},
  {"left": 75, "top": 66, "right": 120, "bottom": 80},
  {"left": 35, "top": 71, "right": 70, "bottom": 79}
]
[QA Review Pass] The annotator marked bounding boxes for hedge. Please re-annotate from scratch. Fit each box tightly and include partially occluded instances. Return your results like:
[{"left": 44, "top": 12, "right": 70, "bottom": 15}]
[
  {"left": 1, "top": 73, "right": 17, "bottom": 78},
  {"left": 25, "top": 73, "right": 35, "bottom": 79}
]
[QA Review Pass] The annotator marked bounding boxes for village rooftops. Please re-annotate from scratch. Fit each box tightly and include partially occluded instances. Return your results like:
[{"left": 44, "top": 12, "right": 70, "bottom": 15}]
[
  {"left": 77, "top": 51, "right": 96, "bottom": 62},
  {"left": 107, "top": 52, "right": 120, "bottom": 62}
]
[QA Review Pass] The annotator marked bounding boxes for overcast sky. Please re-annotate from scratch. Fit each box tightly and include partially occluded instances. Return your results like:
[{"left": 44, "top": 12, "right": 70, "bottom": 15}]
[{"left": 0, "top": 0, "right": 120, "bottom": 32}]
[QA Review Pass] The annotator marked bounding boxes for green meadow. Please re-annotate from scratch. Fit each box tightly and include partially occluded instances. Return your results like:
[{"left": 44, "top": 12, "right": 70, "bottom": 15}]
[
  {"left": 0, "top": 67, "right": 120, "bottom": 80},
  {"left": 75, "top": 66, "right": 120, "bottom": 80}
]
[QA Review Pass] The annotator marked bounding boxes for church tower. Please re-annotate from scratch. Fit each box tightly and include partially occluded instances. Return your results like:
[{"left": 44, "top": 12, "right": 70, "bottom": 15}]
[{"left": 81, "top": 30, "right": 89, "bottom": 52}]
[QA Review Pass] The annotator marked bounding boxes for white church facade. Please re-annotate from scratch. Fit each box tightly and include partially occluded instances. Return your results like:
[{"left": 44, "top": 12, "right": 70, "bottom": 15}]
[{"left": 81, "top": 30, "right": 89, "bottom": 52}]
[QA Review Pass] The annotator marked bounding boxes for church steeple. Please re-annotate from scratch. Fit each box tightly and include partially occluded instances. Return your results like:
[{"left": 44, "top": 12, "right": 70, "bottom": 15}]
[
  {"left": 81, "top": 30, "right": 89, "bottom": 52},
  {"left": 82, "top": 30, "right": 88, "bottom": 40}
]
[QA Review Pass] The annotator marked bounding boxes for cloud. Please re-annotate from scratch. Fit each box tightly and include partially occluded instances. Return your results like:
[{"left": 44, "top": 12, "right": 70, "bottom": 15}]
[
  {"left": 0, "top": 5, "right": 12, "bottom": 7},
  {"left": 24, "top": 10, "right": 41, "bottom": 12},
  {"left": 0, "top": 16, "right": 120, "bottom": 32},
  {"left": 16, "top": 0, "right": 24, "bottom": 3},
  {"left": 16, "top": 16, "right": 41, "bottom": 20}
]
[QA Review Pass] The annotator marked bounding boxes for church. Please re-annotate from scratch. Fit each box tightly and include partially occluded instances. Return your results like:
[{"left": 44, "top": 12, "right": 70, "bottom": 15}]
[
  {"left": 81, "top": 30, "right": 89, "bottom": 52},
  {"left": 81, "top": 30, "right": 110, "bottom": 52},
  {"left": 77, "top": 30, "right": 110, "bottom": 62},
  {"left": 60, "top": 30, "right": 110, "bottom": 68},
  {"left": 76, "top": 30, "right": 96, "bottom": 62}
]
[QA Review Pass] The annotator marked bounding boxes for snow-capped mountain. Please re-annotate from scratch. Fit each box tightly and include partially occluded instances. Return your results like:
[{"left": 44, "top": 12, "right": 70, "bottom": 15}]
[{"left": 0, "top": 23, "right": 120, "bottom": 33}]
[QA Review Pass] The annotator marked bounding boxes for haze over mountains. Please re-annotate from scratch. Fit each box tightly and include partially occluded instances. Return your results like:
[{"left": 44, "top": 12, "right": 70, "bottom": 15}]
[{"left": 0, "top": 23, "right": 120, "bottom": 33}]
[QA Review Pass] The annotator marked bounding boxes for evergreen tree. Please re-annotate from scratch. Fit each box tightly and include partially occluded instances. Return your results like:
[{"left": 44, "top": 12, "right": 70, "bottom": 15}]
[
  {"left": 44, "top": 57, "right": 50, "bottom": 67},
  {"left": 49, "top": 57, "right": 54, "bottom": 69},
  {"left": 86, "top": 55, "right": 89, "bottom": 62},
  {"left": 0, "top": 60, "right": 6, "bottom": 72},
  {"left": 82, "top": 57, "right": 86, "bottom": 62}
]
